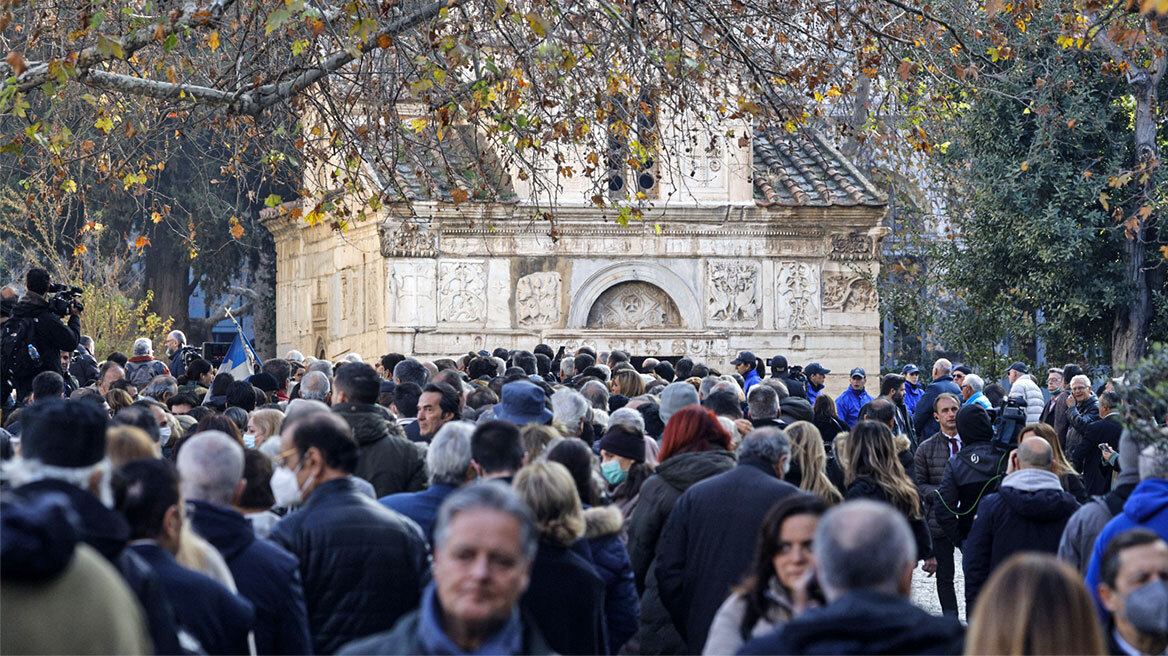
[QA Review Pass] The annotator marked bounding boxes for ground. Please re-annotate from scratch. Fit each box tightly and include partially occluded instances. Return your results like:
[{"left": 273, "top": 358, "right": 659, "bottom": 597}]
[{"left": 910, "top": 549, "right": 966, "bottom": 622}]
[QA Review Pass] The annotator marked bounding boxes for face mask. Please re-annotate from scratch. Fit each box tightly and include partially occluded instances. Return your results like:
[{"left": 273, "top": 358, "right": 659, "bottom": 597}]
[
  {"left": 270, "top": 462, "right": 312, "bottom": 508},
  {"left": 1125, "top": 580, "right": 1168, "bottom": 638},
  {"left": 158, "top": 426, "right": 172, "bottom": 442},
  {"left": 601, "top": 459, "right": 627, "bottom": 485},
  {"left": 242, "top": 433, "right": 256, "bottom": 449}
]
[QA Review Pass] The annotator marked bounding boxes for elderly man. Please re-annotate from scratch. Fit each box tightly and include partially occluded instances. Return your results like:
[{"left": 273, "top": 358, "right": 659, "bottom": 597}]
[
  {"left": 655, "top": 427, "right": 800, "bottom": 653},
  {"left": 1040, "top": 367, "right": 1065, "bottom": 423},
  {"left": 125, "top": 337, "right": 170, "bottom": 387},
  {"left": 1005, "top": 362, "right": 1045, "bottom": 424},
  {"left": 552, "top": 388, "right": 591, "bottom": 439},
  {"left": 339, "top": 484, "right": 554, "bottom": 655},
  {"left": 1073, "top": 390, "right": 1123, "bottom": 496},
  {"left": 269, "top": 412, "right": 430, "bottom": 654},
  {"left": 739, "top": 501, "right": 965, "bottom": 655},
  {"left": 298, "top": 370, "right": 331, "bottom": 403},
  {"left": 141, "top": 375, "right": 178, "bottom": 405},
  {"left": 959, "top": 373, "right": 992, "bottom": 409},
  {"left": 178, "top": 431, "right": 311, "bottom": 655},
  {"left": 913, "top": 358, "right": 963, "bottom": 438},
  {"left": 381, "top": 421, "right": 477, "bottom": 542},
  {"left": 1065, "top": 373, "right": 1101, "bottom": 456},
  {"left": 747, "top": 384, "right": 782, "bottom": 429},
  {"left": 961, "top": 436, "right": 1078, "bottom": 606},
  {"left": 164, "top": 330, "right": 188, "bottom": 378},
  {"left": 1096, "top": 529, "right": 1168, "bottom": 656}
]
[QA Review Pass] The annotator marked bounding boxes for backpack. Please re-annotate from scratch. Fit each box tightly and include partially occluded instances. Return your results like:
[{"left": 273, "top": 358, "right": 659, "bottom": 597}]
[
  {"left": 1, "top": 315, "right": 41, "bottom": 383},
  {"left": 125, "top": 360, "right": 163, "bottom": 387}
]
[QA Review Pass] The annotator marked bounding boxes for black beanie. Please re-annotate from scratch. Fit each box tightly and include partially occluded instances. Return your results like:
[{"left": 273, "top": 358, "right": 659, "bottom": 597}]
[
  {"left": 22, "top": 399, "right": 108, "bottom": 467},
  {"left": 598, "top": 425, "right": 646, "bottom": 462},
  {"left": 956, "top": 404, "right": 993, "bottom": 444}
]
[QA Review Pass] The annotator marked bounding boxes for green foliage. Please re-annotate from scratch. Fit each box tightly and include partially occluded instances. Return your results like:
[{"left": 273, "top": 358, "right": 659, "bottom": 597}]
[
  {"left": 1116, "top": 343, "right": 1168, "bottom": 454},
  {"left": 80, "top": 286, "right": 173, "bottom": 359}
]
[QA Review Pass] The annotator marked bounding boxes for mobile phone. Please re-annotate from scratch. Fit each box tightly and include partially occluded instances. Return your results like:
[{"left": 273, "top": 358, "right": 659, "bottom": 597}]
[{"left": 1098, "top": 443, "right": 1108, "bottom": 451}]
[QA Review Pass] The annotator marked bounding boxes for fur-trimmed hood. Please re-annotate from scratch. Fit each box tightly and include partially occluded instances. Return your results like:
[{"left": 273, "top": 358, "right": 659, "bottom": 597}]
[{"left": 583, "top": 504, "right": 624, "bottom": 539}]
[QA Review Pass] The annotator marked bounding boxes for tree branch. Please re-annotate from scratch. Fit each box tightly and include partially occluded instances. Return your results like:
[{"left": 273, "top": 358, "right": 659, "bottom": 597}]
[{"left": 79, "top": 69, "right": 259, "bottom": 113}]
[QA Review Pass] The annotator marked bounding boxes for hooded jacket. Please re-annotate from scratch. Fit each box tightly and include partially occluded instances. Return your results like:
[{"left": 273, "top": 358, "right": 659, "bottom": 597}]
[
  {"left": 188, "top": 500, "right": 312, "bottom": 655},
  {"left": 738, "top": 590, "right": 965, "bottom": 655},
  {"left": 585, "top": 505, "right": 640, "bottom": 654},
  {"left": 1085, "top": 478, "right": 1168, "bottom": 612},
  {"left": 332, "top": 402, "right": 427, "bottom": 498},
  {"left": 935, "top": 405, "right": 1007, "bottom": 547},
  {"left": 962, "top": 468, "right": 1079, "bottom": 605},
  {"left": 626, "top": 449, "right": 736, "bottom": 655}
]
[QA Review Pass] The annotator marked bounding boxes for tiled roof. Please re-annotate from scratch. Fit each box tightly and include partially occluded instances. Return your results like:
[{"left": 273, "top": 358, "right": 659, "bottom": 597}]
[
  {"left": 364, "top": 124, "right": 517, "bottom": 203},
  {"left": 753, "top": 129, "right": 886, "bottom": 207}
]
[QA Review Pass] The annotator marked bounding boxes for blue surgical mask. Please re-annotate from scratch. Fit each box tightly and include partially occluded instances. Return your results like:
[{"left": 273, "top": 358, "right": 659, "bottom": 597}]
[
  {"left": 601, "top": 459, "right": 628, "bottom": 485},
  {"left": 243, "top": 433, "right": 256, "bottom": 449}
]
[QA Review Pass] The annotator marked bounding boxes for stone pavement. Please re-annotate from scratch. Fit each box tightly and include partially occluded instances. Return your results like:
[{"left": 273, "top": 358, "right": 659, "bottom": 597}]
[{"left": 910, "top": 549, "right": 967, "bottom": 622}]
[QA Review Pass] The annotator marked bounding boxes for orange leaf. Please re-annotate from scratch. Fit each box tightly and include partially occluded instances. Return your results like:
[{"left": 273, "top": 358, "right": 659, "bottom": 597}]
[
  {"left": 1066, "top": 119, "right": 1077, "bottom": 129},
  {"left": 73, "top": 244, "right": 87, "bottom": 256},
  {"left": 985, "top": 0, "right": 1004, "bottom": 18},
  {"left": 1159, "top": 245, "right": 1168, "bottom": 260},
  {"left": 377, "top": 34, "right": 392, "bottom": 49},
  {"left": 5, "top": 50, "right": 27, "bottom": 77},
  {"left": 451, "top": 188, "right": 469, "bottom": 205},
  {"left": 207, "top": 31, "right": 220, "bottom": 52},
  {"left": 230, "top": 223, "right": 245, "bottom": 239},
  {"left": 135, "top": 235, "right": 151, "bottom": 250}
]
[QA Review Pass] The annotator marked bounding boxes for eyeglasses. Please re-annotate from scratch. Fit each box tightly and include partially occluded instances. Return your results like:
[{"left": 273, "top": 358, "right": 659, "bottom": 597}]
[
  {"left": 1071, "top": 386, "right": 1089, "bottom": 392},
  {"left": 274, "top": 447, "right": 300, "bottom": 469}
]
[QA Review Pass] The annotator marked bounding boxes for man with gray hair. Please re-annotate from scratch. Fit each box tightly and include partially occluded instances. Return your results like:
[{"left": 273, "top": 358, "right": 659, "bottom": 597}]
[
  {"left": 298, "top": 370, "right": 331, "bottom": 403},
  {"left": 393, "top": 358, "right": 430, "bottom": 388},
  {"left": 141, "top": 375, "right": 178, "bottom": 404},
  {"left": 178, "top": 431, "right": 312, "bottom": 655},
  {"left": 1065, "top": 373, "right": 1101, "bottom": 456},
  {"left": 740, "top": 500, "right": 965, "bottom": 655},
  {"left": 961, "top": 436, "right": 1078, "bottom": 606},
  {"left": 655, "top": 427, "right": 799, "bottom": 653},
  {"left": 559, "top": 356, "right": 575, "bottom": 382},
  {"left": 551, "top": 388, "right": 591, "bottom": 438},
  {"left": 338, "top": 483, "right": 552, "bottom": 655},
  {"left": 164, "top": 330, "right": 188, "bottom": 377},
  {"left": 380, "top": 421, "right": 476, "bottom": 542},
  {"left": 126, "top": 336, "right": 170, "bottom": 387},
  {"left": 913, "top": 357, "right": 963, "bottom": 438},
  {"left": 305, "top": 358, "right": 333, "bottom": 379},
  {"left": 747, "top": 384, "right": 782, "bottom": 429},
  {"left": 959, "top": 373, "right": 992, "bottom": 410}
]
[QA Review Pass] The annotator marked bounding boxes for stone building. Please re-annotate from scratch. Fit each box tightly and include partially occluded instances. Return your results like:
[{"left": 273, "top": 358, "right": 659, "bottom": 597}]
[{"left": 262, "top": 125, "right": 888, "bottom": 393}]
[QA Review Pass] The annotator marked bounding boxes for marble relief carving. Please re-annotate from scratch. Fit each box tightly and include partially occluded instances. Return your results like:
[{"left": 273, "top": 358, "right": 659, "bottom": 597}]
[
  {"left": 586, "top": 282, "right": 682, "bottom": 329},
  {"left": 776, "top": 261, "right": 819, "bottom": 329},
  {"left": 707, "top": 261, "right": 760, "bottom": 323},
  {"left": 516, "top": 272, "right": 561, "bottom": 327},
  {"left": 438, "top": 261, "right": 486, "bottom": 322},
  {"left": 829, "top": 232, "right": 874, "bottom": 261},
  {"left": 822, "top": 274, "right": 878, "bottom": 312},
  {"left": 379, "top": 222, "right": 438, "bottom": 257}
]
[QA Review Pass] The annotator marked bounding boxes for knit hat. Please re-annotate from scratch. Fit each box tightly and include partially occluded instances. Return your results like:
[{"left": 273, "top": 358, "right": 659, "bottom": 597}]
[
  {"left": 248, "top": 372, "right": 279, "bottom": 392},
  {"left": 21, "top": 399, "right": 108, "bottom": 468},
  {"left": 598, "top": 425, "right": 646, "bottom": 462},
  {"left": 955, "top": 404, "right": 993, "bottom": 444},
  {"left": 660, "top": 381, "right": 699, "bottom": 425}
]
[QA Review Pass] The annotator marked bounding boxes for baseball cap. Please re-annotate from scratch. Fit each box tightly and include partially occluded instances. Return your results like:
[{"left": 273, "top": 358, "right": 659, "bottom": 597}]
[
  {"left": 1007, "top": 362, "right": 1029, "bottom": 374},
  {"left": 769, "top": 355, "right": 788, "bottom": 369},
  {"left": 805, "top": 363, "right": 830, "bottom": 376},
  {"left": 730, "top": 351, "right": 756, "bottom": 366},
  {"left": 901, "top": 364, "right": 920, "bottom": 375},
  {"left": 849, "top": 367, "right": 866, "bottom": 379}
]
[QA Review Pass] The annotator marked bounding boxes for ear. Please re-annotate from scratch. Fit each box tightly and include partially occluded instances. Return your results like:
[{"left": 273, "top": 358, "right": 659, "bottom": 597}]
[
  {"left": 1098, "top": 584, "right": 1119, "bottom": 613},
  {"left": 898, "top": 561, "right": 914, "bottom": 596},
  {"left": 163, "top": 504, "right": 183, "bottom": 543},
  {"left": 231, "top": 479, "right": 247, "bottom": 506}
]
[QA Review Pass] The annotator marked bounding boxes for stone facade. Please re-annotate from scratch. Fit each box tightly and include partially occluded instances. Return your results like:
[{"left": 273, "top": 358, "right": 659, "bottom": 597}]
[{"left": 263, "top": 129, "right": 889, "bottom": 395}]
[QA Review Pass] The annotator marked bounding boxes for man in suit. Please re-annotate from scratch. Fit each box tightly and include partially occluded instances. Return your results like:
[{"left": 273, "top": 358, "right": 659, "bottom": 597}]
[{"left": 1072, "top": 390, "right": 1123, "bottom": 496}]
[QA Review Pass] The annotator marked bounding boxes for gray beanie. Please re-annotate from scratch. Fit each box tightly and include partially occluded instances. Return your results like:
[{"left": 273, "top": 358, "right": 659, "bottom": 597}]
[
  {"left": 659, "top": 382, "right": 700, "bottom": 426},
  {"left": 1116, "top": 429, "right": 1140, "bottom": 486}
]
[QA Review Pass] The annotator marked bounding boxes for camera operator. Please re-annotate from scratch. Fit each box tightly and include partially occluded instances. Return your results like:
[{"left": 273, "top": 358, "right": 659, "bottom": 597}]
[{"left": 3, "top": 269, "right": 81, "bottom": 406}]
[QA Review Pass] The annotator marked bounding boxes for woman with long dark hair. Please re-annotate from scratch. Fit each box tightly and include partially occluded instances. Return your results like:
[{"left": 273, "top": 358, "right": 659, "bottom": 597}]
[
  {"left": 842, "top": 420, "right": 935, "bottom": 569},
  {"left": 703, "top": 494, "right": 828, "bottom": 654},
  {"left": 811, "top": 393, "right": 849, "bottom": 447}
]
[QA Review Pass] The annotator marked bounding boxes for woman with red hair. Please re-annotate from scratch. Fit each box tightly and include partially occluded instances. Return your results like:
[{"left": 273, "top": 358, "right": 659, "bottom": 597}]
[{"left": 627, "top": 406, "right": 736, "bottom": 653}]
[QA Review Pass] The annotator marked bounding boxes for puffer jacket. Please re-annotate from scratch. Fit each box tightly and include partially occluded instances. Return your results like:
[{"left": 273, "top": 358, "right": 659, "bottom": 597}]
[
  {"left": 913, "top": 431, "right": 955, "bottom": 537},
  {"left": 1007, "top": 375, "right": 1045, "bottom": 425},
  {"left": 626, "top": 449, "right": 736, "bottom": 655},
  {"left": 270, "top": 477, "right": 430, "bottom": 654},
  {"left": 584, "top": 505, "right": 639, "bottom": 654},
  {"left": 332, "top": 402, "right": 427, "bottom": 498}
]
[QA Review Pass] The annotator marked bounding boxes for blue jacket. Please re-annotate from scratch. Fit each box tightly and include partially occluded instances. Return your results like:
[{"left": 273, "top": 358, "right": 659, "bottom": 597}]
[
  {"left": 964, "top": 391, "right": 992, "bottom": 410},
  {"left": 380, "top": 482, "right": 458, "bottom": 544},
  {"left": 188, "top": 500, "right": 312, "bottom": 655},
  {"left": 1086, "top": 478, "right": 1168, "bottom": 614},
  {"left": 743, "top": 369, "right": 762, "bottom": 394},
  {"left": 913, "top": 376, "right": 962, "bottom": 437},
  {"left": 904, "top": 381, "right": 922, "bottom": 415},
  {"left": 584, "top": 505, "right": 639, "bottom": 654},
  {"left": 805, "top": 381, "right": 825, "bottom": 406},
  {"left": 522, "top": 540, "right": 608, "bottom": 655},
  {"left": 128, "top": 542, "right": 254, "bottom": 656},
  {"left": 835, "top": 386, "right": 873, "bottom": 429},
  {"left": 270, "top": 477, "right": 430, "bottom": 655}
]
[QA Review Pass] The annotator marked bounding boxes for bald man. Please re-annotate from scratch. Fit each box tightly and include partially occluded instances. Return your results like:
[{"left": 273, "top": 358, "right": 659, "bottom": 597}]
[
  {"left": 962, "top": 436, "right": 1080, "bottom": 606},
  {"left": 913, "top": 358, "right": 963, "bottom": 437}
]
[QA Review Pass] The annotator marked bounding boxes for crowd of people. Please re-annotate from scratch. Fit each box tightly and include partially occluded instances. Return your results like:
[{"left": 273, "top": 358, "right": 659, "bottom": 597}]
[{"left": 1, "top": 270, "right": 1167, "bottom": 656}]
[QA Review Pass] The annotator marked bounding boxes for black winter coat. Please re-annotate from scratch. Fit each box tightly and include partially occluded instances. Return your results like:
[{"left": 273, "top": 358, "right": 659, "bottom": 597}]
[
  {"left": 936, "top": 442, "right": 1005, "bottom": 547},
  {"left": 1065, "top": 396, "right": 1100, "bottom": 457},
  {"left": 189, "top": 500, "right": 312, "bottom": 655},
  {"left": 584, "top": 505, "right": 639, "bottom": 654},
  {"left": 270, "top": 477, "right": 430, "bottom": 654},
  {"left": 1073, "top": 415, "right": 1122, "bottom": 496},
  {"left": 845, "top": 477, "right": 933, "bottom": 560},
  {"left": 739, "top": 591, "right": 965, "bottom": 655},
  {"left": 332, "top": 403, "right": 427, "bottom": 498},
  {"left": 6, "top": 294, "right": 80, "bottom": 400},
  {"left": 626, "top": 449, "right": 736, "bottom": 655},
  {"left": 961, "top": 479, "right": 1078, "bottom": 605},
  {"left": 521, "top": 540, "right": 608, "bottom": 655},
  {"left": 654, "top": 457, "right": 800, "bottom": 653},
  {"left": 912, "top": 376, "right": 962, "bottom": 438}
]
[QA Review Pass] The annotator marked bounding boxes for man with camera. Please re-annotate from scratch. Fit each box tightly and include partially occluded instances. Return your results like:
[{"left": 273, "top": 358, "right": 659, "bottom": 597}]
[{"left": 2, "top": 269, "right": 81, "bottom": 407}]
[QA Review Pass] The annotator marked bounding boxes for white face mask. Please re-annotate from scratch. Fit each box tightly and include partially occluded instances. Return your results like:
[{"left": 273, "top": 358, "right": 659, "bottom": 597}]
[
  {"left": 242, "top": 433, "right": 256, "bottom": 449},
  {"left": 158, "top": 426, "right": 172, "bottom": 442},
  {"left": 270, "top": 462, "right": 312, "bottom": 508}
]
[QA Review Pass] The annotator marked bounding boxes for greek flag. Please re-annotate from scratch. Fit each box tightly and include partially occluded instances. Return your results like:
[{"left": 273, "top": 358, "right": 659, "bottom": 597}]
[{"left": 218, "top": 332, "right": 256, "bottom": 380}]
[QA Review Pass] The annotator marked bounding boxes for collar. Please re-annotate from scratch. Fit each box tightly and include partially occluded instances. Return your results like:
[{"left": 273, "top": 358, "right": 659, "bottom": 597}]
[
  {"left": 417, "top": 583, "right": 523, "bottom": 655},
  {"left": 20, "top": 291, "right": 47, "bottom": 306},
  {"left": 1002, "top": 468, "right": 1063, "bottom": 491},
  {"left": 1112, "top": 628, "right": 1144, "bottom": 656},
  {"left": 128, "top": 355, "right": 155, "bottom": 363},
  {"left": 807, "top": 380, "right": 824, "bottom": 392}
]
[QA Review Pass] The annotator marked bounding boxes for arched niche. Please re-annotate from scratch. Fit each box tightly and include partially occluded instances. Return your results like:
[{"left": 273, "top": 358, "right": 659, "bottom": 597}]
[
  {"left": 586, "top": 282, "right": 682, "bottom": 329},
  {"left": 567, "top": 261, "right": 701, "bottom": 329}
]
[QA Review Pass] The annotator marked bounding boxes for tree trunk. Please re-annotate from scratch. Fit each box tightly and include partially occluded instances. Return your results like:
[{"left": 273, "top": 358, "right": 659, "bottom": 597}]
[
  {"left": 1111, "top": 68, "right": 1159, "bottom": 370},
  {"left": 142, "top": 228, "right": 191, "bottom": 340}
]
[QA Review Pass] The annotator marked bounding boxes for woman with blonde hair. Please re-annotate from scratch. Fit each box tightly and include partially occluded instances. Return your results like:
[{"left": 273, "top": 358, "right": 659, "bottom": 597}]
[
  {"left": 842, "top": 421, "right": 934, "bottom": 569},
  {"left": 965, "top": 552, "right": 1105, "bottom": 655},
  {"left": 105, "top": 388, "right": 134, "bottom": 415},
  {"left": 783, "top": 421, "right": 842, "bottom": 505},
  {"left": 106, "top": 425, "right": 159, "bottom": 465},
  {"left": 521, "top": 423, "right": 562, "bottom": 464},
  {"left": 610, "top": 369, "right": 646, "bottom": 398},
  {"left": 512, "top": 462, "right": 608, "bottom": 655},
  {"left": 1019, "top": 422, "right": 1088, "bottom": 503},
  {"left": 246, "top": 408, "right": 284, "bottom": 449}
]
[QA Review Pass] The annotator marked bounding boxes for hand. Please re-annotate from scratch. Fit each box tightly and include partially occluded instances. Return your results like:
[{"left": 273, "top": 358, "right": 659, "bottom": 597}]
[
  {"left": 1006, "top": 448, "right": 1019, "bottom": 475},
  {"left": 1100, "top": 444, "right": 1115, "bottom": 463},
  {"left": 734, "top": 418, "right": 753, "bottom": 438},
  {"left": 921, "top": 557, "right": 938, "bottom": 576},
  {"left": 1065, "top": 393, "right": 1075, "bottom": 407}
]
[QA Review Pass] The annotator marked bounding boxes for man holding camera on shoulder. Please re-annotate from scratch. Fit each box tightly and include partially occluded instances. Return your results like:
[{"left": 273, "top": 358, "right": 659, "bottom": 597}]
[{"left": 3, "top": 268, "right": 81, "bottom": 407}]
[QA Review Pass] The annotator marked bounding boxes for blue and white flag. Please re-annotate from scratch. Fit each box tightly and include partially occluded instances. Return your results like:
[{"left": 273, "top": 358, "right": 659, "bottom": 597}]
[{"left": 218, "top": 331, "right": 256, "bottom": 380}]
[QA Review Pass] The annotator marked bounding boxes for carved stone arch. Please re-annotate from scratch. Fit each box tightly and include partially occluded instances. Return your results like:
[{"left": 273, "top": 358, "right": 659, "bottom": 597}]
[{"left": 567, "top": 262, "right": 702, "bottom": 329}]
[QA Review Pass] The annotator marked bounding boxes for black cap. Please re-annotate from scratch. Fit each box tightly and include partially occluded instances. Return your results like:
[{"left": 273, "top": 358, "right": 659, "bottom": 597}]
[
  {"left": 850, "top": 367, "right": 866, "bottom": 379},
  {"left": 248, "top": 372, "right": 279, "bottom": 392},
  {"left": 730, "top": 351, "right": 756, "bottom": 366},
  {"left": 769, "top": 355, "right": 788, "bottom": 370},
  {"left": 901, "top": 364, "right": 920, "bottom": 375},
  {"left": 805, "top": 363, "right": 830, "bottom": 376},
  {"left": 21, "top": 399, "right": 108, "bottom": 467},
  {"left": 598, "top": 425, "right": 646, "bottom": 462},
  {"left": 1007, "top": 362, "right": 1029, "bottom": 374},
  {"left": 954, "top": 365, "right": 973, "bottom": 375}
]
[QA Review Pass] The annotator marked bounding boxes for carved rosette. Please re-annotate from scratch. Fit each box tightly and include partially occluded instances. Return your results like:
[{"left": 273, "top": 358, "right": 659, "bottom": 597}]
[
  {"left": 706, "top": 261, "right": 760, "bottom": 325},
  {"left": 438, "top": 261, "right": 486, "bottom": 323},
  {"left": 822, "top": 274, "right": 878, "bottom": 312},
  {"left": 379, "top": 221, "right": 438, "bottom": 258},
  {"left": 829, "top": 232, "right": 874, "bottom": 261},
  {"left": 776, "top": 261, "right": 820, "bottom": 329},
  {"left": 516, "top": 272, "right": 562, "bottom": 327},
  {"left": 586, "top": 282, "right": 682, "bottom": 329}
]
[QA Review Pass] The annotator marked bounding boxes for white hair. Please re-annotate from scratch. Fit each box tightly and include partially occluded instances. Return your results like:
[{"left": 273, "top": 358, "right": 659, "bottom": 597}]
[
  {"left": 285, "top": 350, "right": 305, "bottom": 363},
  {"left": 552, "top": 389, "right": 590, "bottom": 435},
  {"left": 933, "top": 358, "right": 952, "bottom": 376},
  {"left": 560, "top": 358, "right": 575, "bottom": 379},
  {"left": 167, "top": 330, "right": 186, "bottom": 345},
  {"left": 133, "top": 337, "right": 153, "bottom": 357},
  {"left": 815, "top": 500, "right": 915, "bottom": 600},
  {"left": 343, "top": 353, "right": 363, "bottom": 363},
  {"left": 427, "top": 421, "right": 475, "bottom": 485},
  {"left": 963, "top": 374, "right": 984, "bottom": 392},
  {"left": 299, "top": 371, "right": 331, "bottom": 401},
  {"left": 1070, "top": 374, "right": 1092, "bottom": 390},
  {"left": 608, "top": 407, "right": 645, "bottom": 434},
  {"left": 5, "top": 457, "right": 114, "bottom": 508},
  {"left": 176, "top": 431, "right": 245, "bottom": 506}
]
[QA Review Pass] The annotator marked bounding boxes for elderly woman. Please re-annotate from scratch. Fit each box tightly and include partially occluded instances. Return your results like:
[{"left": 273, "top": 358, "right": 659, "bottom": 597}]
[{"left": 513, "top": 462, "right": 608, "bottom": 656}]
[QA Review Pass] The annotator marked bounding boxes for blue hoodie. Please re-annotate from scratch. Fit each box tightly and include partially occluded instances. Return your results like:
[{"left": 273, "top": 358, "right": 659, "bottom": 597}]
[{"left": 1085, "top": 478, "right": 1168, "bottom": 615}]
